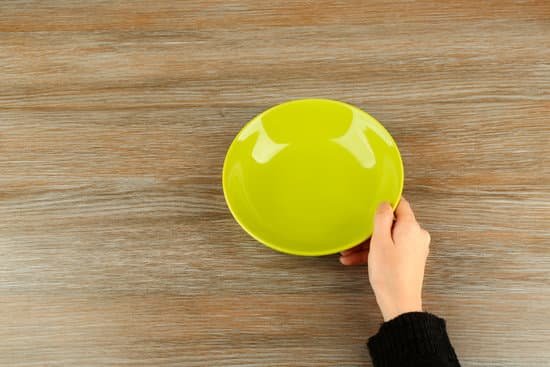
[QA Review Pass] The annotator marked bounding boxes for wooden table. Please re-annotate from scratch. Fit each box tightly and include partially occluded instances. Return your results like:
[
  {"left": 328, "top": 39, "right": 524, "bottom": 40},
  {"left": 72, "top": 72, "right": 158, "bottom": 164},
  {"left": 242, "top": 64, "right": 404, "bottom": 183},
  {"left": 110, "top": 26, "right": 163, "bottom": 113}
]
[{"left": 1, "top": 1, "right": 549, "bottom": 366}]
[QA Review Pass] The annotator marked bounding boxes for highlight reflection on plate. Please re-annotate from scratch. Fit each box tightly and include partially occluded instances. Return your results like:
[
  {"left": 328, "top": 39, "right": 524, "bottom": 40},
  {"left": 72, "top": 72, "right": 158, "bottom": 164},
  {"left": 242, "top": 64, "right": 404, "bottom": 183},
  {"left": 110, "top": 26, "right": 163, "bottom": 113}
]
[{"left": 223, "top": 99, "right": 403, "bottom": 256}]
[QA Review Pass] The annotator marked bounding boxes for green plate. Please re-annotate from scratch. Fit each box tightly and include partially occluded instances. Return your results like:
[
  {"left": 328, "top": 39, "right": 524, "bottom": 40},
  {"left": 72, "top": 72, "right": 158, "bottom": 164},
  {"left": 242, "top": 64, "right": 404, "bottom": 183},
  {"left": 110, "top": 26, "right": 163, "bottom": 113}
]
[{"left": 223, "top": 99, "right": 403, "bottom": 256}]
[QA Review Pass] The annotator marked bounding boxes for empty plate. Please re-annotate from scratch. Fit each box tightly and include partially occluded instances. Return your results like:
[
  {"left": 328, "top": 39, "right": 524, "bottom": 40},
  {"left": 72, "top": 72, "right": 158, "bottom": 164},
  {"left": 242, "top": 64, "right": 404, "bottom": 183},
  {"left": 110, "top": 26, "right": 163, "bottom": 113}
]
[{"left": 223, "top": 99, "right": 403, "bottom": 256}]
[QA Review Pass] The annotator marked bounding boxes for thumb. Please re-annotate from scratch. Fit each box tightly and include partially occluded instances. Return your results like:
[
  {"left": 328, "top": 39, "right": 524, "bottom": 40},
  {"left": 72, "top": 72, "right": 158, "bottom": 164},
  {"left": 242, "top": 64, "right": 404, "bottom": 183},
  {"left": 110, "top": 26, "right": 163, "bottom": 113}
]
[{"left": 372, "top": 202, "right": 394, "bottom": 243}]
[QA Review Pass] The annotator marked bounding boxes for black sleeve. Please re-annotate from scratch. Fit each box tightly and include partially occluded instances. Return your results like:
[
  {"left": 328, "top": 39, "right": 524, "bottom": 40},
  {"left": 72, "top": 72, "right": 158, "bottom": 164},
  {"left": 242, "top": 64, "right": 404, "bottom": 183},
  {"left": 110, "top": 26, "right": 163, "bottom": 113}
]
[{"left": 367, "top": 312, "right": 460, "bottom": 367}]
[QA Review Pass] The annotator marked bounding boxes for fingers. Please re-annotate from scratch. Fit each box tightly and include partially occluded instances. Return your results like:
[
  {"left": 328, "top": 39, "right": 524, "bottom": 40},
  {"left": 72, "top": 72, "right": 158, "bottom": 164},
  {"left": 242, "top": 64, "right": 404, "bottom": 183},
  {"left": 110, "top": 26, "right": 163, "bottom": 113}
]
[
  {"left": 340, "top": 239, "right": 370, "bottom": 256},
  {"left": 395, "top": 197, "right": 416, "bottom": 223},
  {"left": 339, "top": 249, "right": 369, "bottom": 266},
  {"left": 372, "top": 202, "right": 394, "bottom": 242}
]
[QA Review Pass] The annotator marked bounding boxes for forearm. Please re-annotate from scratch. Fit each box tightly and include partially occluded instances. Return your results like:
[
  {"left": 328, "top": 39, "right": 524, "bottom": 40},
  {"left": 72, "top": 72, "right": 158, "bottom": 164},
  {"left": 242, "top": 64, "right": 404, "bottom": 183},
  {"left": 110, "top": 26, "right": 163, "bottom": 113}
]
[{"left": 368, "top": 312, "right": 460, "bottom": 367}]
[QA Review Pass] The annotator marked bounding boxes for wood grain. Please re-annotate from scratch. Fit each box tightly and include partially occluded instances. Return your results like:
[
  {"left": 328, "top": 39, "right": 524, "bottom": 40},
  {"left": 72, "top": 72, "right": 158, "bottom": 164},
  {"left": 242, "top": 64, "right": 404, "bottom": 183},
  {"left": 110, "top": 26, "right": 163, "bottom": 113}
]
[{"left": 1, "top": 1, "right": 549, "bottom": 366}]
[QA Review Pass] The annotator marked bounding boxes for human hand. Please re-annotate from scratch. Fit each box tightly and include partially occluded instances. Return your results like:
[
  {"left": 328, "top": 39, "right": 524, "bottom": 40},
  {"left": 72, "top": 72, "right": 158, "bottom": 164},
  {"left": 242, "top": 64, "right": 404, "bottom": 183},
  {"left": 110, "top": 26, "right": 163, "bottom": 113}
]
[{"left": 339, "top": 197, "right": 430, "bottom": 321}]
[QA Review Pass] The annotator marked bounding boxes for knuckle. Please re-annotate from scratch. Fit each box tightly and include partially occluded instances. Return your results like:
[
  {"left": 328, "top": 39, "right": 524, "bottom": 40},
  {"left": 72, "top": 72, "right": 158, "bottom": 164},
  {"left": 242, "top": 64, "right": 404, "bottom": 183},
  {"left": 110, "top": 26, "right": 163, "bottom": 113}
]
[{"left": 376, "top": 202, "right": 392, "bottom": 216}]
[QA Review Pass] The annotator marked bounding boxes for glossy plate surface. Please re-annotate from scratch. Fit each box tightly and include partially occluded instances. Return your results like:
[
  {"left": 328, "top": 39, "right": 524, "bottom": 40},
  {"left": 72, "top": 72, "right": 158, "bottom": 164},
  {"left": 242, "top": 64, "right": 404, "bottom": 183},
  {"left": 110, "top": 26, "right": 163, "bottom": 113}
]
[{"left": 223, "top": 99, "right": 403, "bottom": 256}]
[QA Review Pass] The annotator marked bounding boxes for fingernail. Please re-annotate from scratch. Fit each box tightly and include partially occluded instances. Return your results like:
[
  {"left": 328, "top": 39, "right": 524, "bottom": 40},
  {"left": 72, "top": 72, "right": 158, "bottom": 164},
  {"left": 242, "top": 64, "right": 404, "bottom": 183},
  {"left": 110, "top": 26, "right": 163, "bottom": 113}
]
[
  {"left": 339, "top": 256, "right": 349, "bottom": 265},
  {"left": 377, "top": 202, "right": 390, "bottom": 213}
]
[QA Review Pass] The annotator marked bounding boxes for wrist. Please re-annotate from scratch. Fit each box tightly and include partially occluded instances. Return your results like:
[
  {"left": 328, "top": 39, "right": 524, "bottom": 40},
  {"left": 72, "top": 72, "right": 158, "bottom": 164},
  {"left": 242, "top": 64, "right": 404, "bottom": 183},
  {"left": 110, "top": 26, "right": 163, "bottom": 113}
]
[{"left": 378, "top": 298, "right": 423, "bottom": 322}]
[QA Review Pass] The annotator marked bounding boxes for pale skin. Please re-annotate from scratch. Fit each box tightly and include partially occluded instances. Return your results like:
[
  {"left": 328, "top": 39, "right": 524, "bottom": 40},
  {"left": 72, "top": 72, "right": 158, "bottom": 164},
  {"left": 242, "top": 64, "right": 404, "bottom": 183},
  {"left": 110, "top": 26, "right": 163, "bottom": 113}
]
[{"left": 339, "top": 197, "right": 430, "bottom": 322}]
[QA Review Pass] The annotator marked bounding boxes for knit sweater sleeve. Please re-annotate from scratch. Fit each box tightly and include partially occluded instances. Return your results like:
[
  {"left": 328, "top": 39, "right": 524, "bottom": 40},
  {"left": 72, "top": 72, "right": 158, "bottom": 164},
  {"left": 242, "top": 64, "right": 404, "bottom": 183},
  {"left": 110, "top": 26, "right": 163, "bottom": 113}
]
[{"left": 367, "top": 312, "right": 460, "bottom": 367}]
